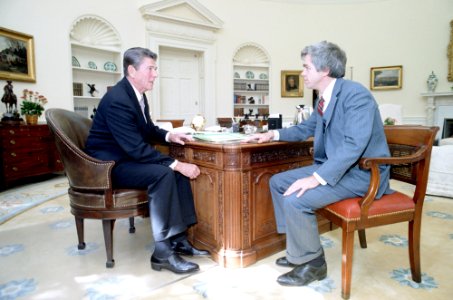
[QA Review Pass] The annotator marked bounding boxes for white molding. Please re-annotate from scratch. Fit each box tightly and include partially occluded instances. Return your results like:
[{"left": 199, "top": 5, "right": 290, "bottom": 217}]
[
  {"left": 69, "top": 14, "right": 121, "bottom": 50},
  {"left": 140, "top": 0, "right": 223, "bottom": 126},
  {"left": 140, "top": 0, "right": 223, "bottom": 30}
]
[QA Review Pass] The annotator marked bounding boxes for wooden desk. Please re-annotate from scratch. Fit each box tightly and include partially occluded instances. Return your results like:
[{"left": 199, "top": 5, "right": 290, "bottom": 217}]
[{"left": 170, "top": 140, "right": 332, "bottom": 268}]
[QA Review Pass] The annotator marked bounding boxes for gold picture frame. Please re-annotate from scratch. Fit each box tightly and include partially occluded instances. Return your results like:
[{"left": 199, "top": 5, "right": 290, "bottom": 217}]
[
  {"left": 0, "top": 27, "right": 36, "bottom": 82},
  {"left": 370, "top": 65, "right": 402, "bottom": 90},
  {"left": 448, "top": 19, "right": 453, "bottom": 82},
  {"left": 281, "top": 70, "right": 303, "bottom": 97}
]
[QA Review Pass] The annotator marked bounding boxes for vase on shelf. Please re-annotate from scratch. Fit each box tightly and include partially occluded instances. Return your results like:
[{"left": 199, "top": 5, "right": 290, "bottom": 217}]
[
  {"left": 426, "top": 71, "right": 438, "bottom": 93},
  {"left": 25, "top": 114, "right": 39, "bottom": 125}
]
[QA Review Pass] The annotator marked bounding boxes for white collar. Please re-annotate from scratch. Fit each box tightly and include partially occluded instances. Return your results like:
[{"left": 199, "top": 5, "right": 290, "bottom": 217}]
[{"left": 321, "top": 78, "right": 336, "bottom": 110}]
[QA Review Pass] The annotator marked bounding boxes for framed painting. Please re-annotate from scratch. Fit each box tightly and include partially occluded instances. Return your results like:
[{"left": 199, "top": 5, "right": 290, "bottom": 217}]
[
  {"left": 281, "top": 70, "right": 303, "bottom": 97},
  {"left": 0, "top": 27, "right": 36, "bottom": 82},
  {"left": 370, "top": 65, "right": 402, "bottom": 90}
]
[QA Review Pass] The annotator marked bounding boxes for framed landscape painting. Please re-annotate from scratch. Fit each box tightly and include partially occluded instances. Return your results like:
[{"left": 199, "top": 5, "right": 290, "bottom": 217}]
[
  {"left": 370, "top": 65, "right": 402, "bottom": 90},
  {"left": 0, "top": 27, "right": 36, "bottom": 82}
]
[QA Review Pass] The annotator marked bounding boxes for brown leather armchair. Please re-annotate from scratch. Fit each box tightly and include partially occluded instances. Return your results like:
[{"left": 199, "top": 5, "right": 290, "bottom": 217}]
[
  {"left": 45, "top": 108, "right": 149, "bottom": 268},
  {"left": 317, "top": 125, "right": 438, "bottom": 299}
]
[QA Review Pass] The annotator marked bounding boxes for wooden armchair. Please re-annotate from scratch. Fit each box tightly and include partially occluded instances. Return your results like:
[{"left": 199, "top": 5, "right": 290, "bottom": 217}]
[
  {"left": 317, "top": 125, "right": 438, "bottom": 299},
  {"left": 45, "top": 109, "right": 149, "bottom": 268}
]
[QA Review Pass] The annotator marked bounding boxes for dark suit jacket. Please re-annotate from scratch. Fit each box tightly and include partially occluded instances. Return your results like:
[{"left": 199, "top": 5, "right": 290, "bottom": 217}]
[
  {"left": 85, "top": 77, "right": 174, "bottom": 167},
  {"left": 279, "top": 78, "right": 391, "bottom": 198}
]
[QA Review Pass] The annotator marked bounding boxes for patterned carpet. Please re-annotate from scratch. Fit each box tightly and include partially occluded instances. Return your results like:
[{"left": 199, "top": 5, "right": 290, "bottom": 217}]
[
  {"left": 0, "top": 175, "right": 68, "bottom": 225},
  {"left": 0, "top": 178, "right": 452, "bottom": 299}
]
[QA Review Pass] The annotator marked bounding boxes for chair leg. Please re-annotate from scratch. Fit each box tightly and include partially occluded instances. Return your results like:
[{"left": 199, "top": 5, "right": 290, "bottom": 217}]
[
  {"left": 129, "top": 217, "right": 136, "bottom": 233},
  {"left": 408, "top": 220, "right": 421, "bottom": 282},
  {"left": 358, "top": 229, "right": 367, "bottom": 248},
  {"left": 341, "top": 229, "right": 355, "bottom": 300},
  {"left": 75, "top": 217, "right": 86, "bottom": 250},
  {"left": 102, "top": 219, "right": 116, "bottom": 268}
]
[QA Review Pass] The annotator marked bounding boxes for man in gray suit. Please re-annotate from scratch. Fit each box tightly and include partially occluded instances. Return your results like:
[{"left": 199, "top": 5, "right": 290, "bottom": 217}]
[{"left": 244, "top": 41, "right": 392, "bottom": 286}]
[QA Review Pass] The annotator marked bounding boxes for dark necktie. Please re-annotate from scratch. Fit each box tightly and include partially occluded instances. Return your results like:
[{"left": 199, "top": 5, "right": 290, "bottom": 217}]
[{"left": 317, "top": 97, "right": 325, "bottom": 116}]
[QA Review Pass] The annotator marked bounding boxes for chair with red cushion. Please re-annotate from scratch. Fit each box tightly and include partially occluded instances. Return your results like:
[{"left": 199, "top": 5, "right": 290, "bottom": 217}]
[{"left": 317, "top": 125, "right": 438, "bottom": 299}]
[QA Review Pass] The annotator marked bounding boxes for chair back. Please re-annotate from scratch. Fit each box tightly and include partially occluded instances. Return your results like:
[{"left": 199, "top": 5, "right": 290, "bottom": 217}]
[
  {"left": 45, "top": 108, "right": 114, "bottom": 190},
  {"left": 384, "top": 125, "right": 438, "bottom": 202}
]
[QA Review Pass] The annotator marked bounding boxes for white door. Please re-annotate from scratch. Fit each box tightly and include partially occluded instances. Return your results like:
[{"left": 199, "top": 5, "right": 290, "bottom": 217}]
[{"left": 158, "top": 47, "right": 202, "bottom": 124}]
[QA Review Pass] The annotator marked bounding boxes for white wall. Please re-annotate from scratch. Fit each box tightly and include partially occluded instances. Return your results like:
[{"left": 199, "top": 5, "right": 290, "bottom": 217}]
[{"left": 1, "top": 0, "right": 453, "bottom": 123}]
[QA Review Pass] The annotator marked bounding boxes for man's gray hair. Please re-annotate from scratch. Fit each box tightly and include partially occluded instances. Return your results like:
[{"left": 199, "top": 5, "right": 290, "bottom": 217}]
[{"left": 301, "top": 41, "right": 347, "bottom": 78}]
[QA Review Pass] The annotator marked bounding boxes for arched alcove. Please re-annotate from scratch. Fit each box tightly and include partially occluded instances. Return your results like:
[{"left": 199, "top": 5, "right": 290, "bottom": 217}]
[{"left": 232, "top": 43, "right": 271, "bottom": 117}]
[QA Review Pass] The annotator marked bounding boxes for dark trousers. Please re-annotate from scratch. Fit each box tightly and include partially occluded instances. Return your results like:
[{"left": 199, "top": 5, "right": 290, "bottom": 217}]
[{"left": 112, "top": 162, "right": 197, "bottom": 242}]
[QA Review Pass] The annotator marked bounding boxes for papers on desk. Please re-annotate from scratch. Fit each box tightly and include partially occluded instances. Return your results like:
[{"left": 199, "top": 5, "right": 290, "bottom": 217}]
[{"left": 193, "top": 132, "right": 247, "bottom": 142}]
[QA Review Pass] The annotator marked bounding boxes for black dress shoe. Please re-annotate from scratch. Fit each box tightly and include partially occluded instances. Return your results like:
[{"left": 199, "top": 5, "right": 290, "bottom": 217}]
[
  {"left": 275, "top": 257, "right": 297, "bottom": 268},
  {"left": 151, "top": 253, "right": 200, "bottom": 274},
  {"left": 172, "top": 241, "right": 210, "bottom": 257},
  {"left": 277, "top": 261, "right": 327, "bottom": 286}
]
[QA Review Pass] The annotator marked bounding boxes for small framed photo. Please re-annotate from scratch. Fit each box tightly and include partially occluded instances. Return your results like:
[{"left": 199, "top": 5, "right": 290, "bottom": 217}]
[
  {"left": 281, "top": 70, "right": 303, "bottom": 97},
  {"left": 0, "top": 27, "right": 36, "bottom": 82},
  {"left": 370, "top": 65, "right": 402, "bottom": 90}
]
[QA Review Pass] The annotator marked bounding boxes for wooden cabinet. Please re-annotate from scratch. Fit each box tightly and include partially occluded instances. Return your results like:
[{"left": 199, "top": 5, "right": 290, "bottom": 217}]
[
  {"left": 170, "top": 140, "right": 332, "bottom": 267},
  {"left": 0, "top": 123, "right": 64, "bottom": 189}
]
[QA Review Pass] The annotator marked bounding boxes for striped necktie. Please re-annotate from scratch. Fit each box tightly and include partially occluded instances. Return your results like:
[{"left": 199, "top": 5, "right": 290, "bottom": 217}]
[
  {"left": 317, "top": 97, "right": 325, "bottom": 116},
  {"left": 139, "top": 96, "right": 147, "bottom": 122}
]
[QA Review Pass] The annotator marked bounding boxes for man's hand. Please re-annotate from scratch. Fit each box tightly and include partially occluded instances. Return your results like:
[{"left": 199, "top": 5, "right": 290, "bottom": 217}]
[
  {"left": 242, "top": 130, "right": 274, "bottom": 144},
  {"left": 284, "top": 175, "right": 320, "bottom": 198},
  {"left": 174, "top": 161, "right": 200, "bottom": 179},
  {"left": 168, "top": 132, "right": 194, "bottom": 145}
]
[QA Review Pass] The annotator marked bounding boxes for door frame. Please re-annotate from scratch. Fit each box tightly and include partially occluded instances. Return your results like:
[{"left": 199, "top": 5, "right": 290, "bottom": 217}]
[{"left": 146, "top": 36, "right": 216, "bottom": 126}]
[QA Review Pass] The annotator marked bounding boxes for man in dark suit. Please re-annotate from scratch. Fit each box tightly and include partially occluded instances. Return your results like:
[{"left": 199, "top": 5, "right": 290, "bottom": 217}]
[
  {"left": 85, "top": 47, "right": 208, "bottom": 274},
  {"left": 244, "top": 41, "right": 392, "bottom": 286}
]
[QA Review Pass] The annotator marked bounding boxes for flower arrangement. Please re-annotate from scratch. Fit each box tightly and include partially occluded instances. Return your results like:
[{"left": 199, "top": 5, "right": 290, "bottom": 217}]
[
  {"left": 384, "top": 117, "right": 396, "bottom": 125},
  {"left": 20, "top": 89, "right": 47, "bottom": 116}
]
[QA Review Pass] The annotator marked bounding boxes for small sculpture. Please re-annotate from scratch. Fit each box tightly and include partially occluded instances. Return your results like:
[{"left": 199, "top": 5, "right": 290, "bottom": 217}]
[
  {"left": 87, "top": 83, "right": 99, "bottom": 97},
  {"left": 1, "top": 80, "right": 21, "bottom": 123},
  {"left": 426, "top": 71, "right": 438, "bottom": 93}
]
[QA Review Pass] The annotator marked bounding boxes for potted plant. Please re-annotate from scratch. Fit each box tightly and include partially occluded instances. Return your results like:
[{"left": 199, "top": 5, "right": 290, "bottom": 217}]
[{"left": 20, "top": 89, "right": 47, "bottom": 125}]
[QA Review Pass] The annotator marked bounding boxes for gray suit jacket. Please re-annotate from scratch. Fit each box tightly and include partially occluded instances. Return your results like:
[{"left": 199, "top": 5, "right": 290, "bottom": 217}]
[{"left": 278, "top": 78, "right": 391, "bottom": 198}]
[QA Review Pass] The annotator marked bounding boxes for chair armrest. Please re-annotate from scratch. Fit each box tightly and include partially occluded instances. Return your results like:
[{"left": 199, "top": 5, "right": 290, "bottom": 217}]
[
  {"left": 359, "top": 145, "right": 428, "bottom": 170},
  {"left": 355, "top": 145, "right": 428, "bottom": 221}
]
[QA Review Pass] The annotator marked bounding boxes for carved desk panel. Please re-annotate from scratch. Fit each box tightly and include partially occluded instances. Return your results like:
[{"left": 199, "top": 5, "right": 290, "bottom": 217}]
[{"left": 170, "top": 140, "right": 331, "bottom": 268}]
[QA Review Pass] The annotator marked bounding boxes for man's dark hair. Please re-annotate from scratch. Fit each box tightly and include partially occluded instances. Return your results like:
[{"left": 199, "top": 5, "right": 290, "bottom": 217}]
[{"left": 123, "top": 47, "right": 157, "bottom": 76}]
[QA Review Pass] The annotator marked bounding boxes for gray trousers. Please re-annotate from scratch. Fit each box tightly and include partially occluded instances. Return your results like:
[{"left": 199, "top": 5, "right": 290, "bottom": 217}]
[{"left": 270, "top": 164, "right": 356, "bottom": 265}]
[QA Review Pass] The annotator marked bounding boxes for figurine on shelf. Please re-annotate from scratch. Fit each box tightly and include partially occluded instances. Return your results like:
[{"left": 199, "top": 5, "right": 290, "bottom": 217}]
[
  {"left": 90, "top": 106, "right": 97, "bottom": 119},
  {"left": 248, "top": 96, "right": 255, "bottom": 104},
  {"left": 1, "top": 80, "right": 22, "bottom": 123},
  {"left": 87, "top": 83, "right": 99, "bottom": 97}
]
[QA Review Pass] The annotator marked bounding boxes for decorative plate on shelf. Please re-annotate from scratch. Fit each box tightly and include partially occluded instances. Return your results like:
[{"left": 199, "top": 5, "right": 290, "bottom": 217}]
[
  {"left": 72, "top": 56, "right": 80, "bottom": 67},
  {"left": 88, "top": 61, "right": 97, "bottom": 69},
  {"left": 259, "top": 73, "right": 268, "bottom": 80},
  {"left": 234, "top": 72, "right": 240, "bottom": 79},
  {"left": 104, "top": 61, "right": 117, "bottom": 72},
  {"left": 245, "top": 71, "right": 254, "bottom": 79}
]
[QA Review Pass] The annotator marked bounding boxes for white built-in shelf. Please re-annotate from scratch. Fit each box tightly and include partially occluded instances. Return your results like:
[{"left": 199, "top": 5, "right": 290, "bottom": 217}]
[
  {"left": 74, "top": 96, "right": 102, "bottom": 100},
  {"left": 234, "top": 104, "right": 268, "bottom": 107},
  {"left": 72, "top": 66, "right": 121, "bottom": 75}
]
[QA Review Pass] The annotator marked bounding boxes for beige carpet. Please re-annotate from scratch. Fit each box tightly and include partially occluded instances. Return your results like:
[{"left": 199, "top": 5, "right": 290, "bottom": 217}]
[{"left": 0, "top": 179, "right": 452, "bottom": 299}]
